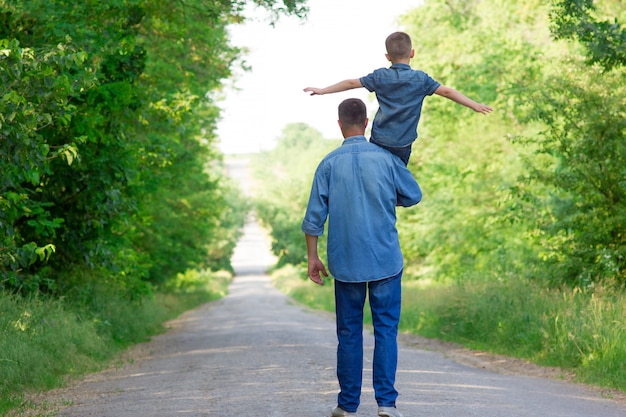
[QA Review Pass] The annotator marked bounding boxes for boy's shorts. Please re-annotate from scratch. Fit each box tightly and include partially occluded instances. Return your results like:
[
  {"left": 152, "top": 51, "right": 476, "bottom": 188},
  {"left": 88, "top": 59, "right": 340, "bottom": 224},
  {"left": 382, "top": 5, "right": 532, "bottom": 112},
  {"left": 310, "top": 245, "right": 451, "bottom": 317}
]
[{"left": 369, "top": 139, "right": 411, "bottom": 165}]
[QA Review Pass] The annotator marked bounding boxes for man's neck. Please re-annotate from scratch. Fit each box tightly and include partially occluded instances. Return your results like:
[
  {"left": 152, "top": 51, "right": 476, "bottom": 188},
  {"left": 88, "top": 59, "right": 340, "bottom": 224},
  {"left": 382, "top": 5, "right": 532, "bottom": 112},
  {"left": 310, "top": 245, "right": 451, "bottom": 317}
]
[{"left": 342, "top": 129, "right": 365, "bottom": 138}]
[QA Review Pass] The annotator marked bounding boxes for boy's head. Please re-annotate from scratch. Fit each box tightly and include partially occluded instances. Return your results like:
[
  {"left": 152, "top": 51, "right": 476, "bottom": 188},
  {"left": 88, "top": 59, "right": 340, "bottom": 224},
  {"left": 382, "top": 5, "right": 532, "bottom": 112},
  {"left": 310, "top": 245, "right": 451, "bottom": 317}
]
[
  {"left": 385, "top": 31, "right": 414, "bottom": 62},
  {"left": 338, "top": 98, "right": 367, "bottom": 137}
]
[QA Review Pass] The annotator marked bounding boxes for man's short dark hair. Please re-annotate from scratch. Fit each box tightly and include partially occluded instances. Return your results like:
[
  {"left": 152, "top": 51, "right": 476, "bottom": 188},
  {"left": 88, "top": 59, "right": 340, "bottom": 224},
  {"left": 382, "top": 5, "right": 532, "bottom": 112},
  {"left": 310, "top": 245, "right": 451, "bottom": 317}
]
[
  {"left": 385, "top": 31, "right": 412, "bottom": 60},
  {"left": 338, "top": 98, "right": 366, "bottom": 127}
]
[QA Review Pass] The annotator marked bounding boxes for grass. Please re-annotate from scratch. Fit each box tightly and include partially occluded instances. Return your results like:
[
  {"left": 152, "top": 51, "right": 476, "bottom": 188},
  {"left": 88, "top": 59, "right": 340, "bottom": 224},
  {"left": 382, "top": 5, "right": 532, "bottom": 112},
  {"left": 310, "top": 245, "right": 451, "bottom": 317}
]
[
  {"left": 0, "top": 268, "right": 231, "bottom": 416},
  {"left": 401, "top": 277, "right": 626, "bottom": 390},
  {"left": 272, "top": 265, "right": 626, "bottom": 393}
]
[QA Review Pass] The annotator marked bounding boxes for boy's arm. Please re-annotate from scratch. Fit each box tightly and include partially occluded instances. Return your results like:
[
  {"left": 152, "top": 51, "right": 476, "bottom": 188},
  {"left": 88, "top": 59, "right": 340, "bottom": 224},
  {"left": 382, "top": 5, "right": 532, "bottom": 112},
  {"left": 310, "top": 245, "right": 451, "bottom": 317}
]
[
  {"left": 304, "top": 79, "right": 362, "bottom": 96},
  {"left": 434, "top": 85, "right": 493, "bottom": 114}
]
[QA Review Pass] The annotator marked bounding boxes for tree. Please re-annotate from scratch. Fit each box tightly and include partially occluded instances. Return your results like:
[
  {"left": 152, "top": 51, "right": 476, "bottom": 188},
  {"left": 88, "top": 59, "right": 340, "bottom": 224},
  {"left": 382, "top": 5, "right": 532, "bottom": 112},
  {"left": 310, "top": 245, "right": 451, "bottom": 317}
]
[
  {"left": 0, "top": 0, "right": 307, "bottom": 294},
  {"left": 514, "top": 10, "right": 626, "bottom": 286},
  {"left": 397, "top": 0, "right": 626, "bottom": 287},
  {"left": 550, "top": 0, "right": 626, "bottom": 70},
  {"left": 252, "top": 123, "right": 337, "bottom": 267},
  {"left": 395, "top": 0, "right": 547, "bottom": 282}
]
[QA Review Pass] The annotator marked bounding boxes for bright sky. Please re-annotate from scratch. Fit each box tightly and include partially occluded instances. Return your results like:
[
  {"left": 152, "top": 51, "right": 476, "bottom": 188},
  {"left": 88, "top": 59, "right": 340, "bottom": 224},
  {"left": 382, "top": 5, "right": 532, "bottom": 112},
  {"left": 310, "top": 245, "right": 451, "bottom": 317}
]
[{"left": 216, "top": 0, "right": 420, "bottom": 154}]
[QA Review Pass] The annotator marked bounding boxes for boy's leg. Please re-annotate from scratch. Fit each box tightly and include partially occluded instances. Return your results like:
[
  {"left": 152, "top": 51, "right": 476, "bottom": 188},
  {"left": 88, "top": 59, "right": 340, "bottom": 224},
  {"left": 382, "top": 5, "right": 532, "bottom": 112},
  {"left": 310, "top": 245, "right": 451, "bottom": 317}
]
[
  {"left": 334, "top": 279, "right": 367, "bottom": 413},
  {"left": 368, "top": 271, "right": 402, "bottom": 408},
  {"left": 369, "top": 140, "right": 412, "bottom": 165}
]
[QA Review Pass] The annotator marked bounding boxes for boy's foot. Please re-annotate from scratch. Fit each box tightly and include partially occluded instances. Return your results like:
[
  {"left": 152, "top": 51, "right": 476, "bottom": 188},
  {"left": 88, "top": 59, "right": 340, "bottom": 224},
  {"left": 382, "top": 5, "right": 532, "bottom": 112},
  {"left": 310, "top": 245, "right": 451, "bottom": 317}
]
[
  {"left": 378, "top": 406, "right": 403, "bottom": 417},
  {"left": 331, "top": 405, "right": 357, "bottom": 417}
]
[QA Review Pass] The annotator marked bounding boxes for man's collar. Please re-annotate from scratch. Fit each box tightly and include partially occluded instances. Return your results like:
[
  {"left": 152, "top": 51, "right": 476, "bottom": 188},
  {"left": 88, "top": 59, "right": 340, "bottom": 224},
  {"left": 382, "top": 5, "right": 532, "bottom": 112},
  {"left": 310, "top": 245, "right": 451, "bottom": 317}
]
[{"left": 342, "top": 135, "right": 367, "bottom": 145}]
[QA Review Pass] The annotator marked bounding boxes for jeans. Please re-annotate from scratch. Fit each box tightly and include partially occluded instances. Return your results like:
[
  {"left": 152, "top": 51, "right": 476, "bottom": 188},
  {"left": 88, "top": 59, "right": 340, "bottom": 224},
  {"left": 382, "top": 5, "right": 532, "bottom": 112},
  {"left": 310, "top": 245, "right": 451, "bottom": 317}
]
[
  {"left": 334, "top": 271, "right": 402, "bottom": 412},
  {"left": 369, "top": 139, "right": 412, "bottom": 165}
]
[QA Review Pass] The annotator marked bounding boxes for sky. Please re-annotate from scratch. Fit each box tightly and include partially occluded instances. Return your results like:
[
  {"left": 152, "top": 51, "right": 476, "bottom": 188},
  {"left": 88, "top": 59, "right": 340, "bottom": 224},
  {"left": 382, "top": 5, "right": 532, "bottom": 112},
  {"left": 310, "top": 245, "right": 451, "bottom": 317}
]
[{"left": 215, "top": 0, "right": 420, "bottom": 154}]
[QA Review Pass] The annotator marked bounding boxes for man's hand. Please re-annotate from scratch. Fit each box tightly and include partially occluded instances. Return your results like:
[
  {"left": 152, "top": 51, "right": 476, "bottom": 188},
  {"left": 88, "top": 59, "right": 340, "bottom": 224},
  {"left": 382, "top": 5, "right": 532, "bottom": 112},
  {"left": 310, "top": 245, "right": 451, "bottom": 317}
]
[{"left": 308, "top": 257, "right": 328, "bottom": 285}]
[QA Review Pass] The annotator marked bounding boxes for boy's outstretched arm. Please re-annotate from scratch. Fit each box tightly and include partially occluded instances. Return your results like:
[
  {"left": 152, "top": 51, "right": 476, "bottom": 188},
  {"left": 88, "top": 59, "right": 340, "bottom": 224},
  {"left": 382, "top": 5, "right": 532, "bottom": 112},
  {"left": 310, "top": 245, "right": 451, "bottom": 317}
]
[
  {"left": 434, "top": 85, "right": 493, "bottom": 114},
  {"left": 304, "top": 78, "right": 362, "bottom": 96}
]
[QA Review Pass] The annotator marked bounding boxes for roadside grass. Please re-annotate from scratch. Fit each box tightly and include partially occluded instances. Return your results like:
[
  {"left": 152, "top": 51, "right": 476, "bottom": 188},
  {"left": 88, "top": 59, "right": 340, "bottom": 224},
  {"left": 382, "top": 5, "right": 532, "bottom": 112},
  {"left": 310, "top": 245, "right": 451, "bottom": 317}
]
[
  {"left": 0, "top": 269, "right": 231, "bottom": 416},
  {"left": 272, "top": 266, "right": 626, "bottom": 393}
]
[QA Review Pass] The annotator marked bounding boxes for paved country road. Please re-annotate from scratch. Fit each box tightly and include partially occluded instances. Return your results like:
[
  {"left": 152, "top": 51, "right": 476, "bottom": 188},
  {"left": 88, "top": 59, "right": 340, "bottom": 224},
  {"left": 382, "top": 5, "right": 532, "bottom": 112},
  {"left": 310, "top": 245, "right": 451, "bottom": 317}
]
[{"left": 32, "top": 159, "right": 626, "bottom": 417}]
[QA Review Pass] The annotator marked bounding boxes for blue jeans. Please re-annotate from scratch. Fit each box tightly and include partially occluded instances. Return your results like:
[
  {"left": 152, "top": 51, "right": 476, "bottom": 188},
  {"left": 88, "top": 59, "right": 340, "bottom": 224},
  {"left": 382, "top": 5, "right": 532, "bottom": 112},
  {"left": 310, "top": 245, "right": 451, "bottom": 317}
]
[
  {"left": 369, "top": 139, "right": 412, "bottom": 165},
  {"left": 334, "top": 271, "right": 402, "bottom": 412}
]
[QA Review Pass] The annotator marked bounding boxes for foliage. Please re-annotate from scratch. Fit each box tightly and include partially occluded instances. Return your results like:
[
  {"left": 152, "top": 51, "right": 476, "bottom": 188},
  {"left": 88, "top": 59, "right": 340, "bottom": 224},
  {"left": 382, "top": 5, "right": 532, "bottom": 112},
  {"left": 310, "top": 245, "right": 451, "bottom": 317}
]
[
  {"left": 0, "top": 36, "right": 96, "bottom": 292},
  {"left": 0, "top": 0, "right": 303, "bottom": 413},
  {"left": 254, "top": 0, "right": 626, "bottom": 290},
  {"left": 0, "top": 0, "right": 305, "bottom": 295},
  {"left": 251, "top": 123, "right": 339, "bottom": 267},
  {"left": 0, "top": 269, "right": 231, "bottom": 415},
  {"left": 550, "top": 0, "right": 626, "bottom": 70},
  {"left": 511, "top": 59, "right": 626, "bottom": 287},
  {"left": 401, "top": 278, "right": 626, "bottom": 391},
  {"left": 395, "top": 0, "right": 626, "bottom": 287},
  {"left": 394, "top": 0, "right": 550, "bottom": 283}
]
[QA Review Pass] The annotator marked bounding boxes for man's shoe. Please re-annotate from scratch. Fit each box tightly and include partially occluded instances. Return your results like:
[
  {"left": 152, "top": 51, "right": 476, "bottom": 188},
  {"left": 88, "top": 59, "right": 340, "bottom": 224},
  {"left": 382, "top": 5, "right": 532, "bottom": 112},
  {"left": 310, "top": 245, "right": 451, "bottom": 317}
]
[
  {"left": 331, "top": 405, "right": 357, "bottom": 417},
  {"left": 378, "top": 406, "right": 403, "bottom": 417}
]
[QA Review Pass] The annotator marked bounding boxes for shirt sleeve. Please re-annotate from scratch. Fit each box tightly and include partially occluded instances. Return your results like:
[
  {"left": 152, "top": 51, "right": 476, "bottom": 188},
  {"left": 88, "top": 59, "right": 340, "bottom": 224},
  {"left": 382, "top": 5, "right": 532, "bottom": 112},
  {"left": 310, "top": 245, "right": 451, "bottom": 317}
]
[
  {"left": 301, "top": 163, "right": 329, "bottom": 236},
  {"left": 394, "top": 160, "right": 422, "bottom": 207},
  {"left": 359, "top": 71, "right": 376, "bottom": 93},
  {"left": 422, "top": 71, "right": 441, "bottom": 96}
]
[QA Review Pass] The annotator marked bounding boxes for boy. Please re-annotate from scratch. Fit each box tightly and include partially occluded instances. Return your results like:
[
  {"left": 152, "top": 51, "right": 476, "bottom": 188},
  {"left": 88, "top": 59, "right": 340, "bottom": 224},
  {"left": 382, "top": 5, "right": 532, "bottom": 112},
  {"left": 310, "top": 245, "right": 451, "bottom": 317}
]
[{"left": 303, "top": 31, "right": 492, "bottom": 165}]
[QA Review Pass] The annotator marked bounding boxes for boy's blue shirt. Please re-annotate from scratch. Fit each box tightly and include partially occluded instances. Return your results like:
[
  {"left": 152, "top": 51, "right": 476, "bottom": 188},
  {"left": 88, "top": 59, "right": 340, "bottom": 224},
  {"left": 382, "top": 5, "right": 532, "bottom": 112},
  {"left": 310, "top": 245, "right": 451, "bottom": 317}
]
[
  {"left": 360, "top": 63, "right": 441, "bottom": 148},
  {"left": 301, "top": 136, "right": 422, "bottom": 283}
]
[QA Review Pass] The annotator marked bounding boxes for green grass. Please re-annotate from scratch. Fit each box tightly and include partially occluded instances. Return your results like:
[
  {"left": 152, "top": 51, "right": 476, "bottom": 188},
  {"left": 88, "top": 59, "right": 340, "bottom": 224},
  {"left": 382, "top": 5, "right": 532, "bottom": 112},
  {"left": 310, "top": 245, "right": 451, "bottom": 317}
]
[
  {"left": 272, "top": 265, "right": 626, "bottom": 393},
  {"left": 0, "top": 268, "right": 231, "bottom": 416},
  {"left": 0, "top": 295, "right": 106, "bottom": 413},
  {"left": 401, "top": 277, "right": 626, "bottom": 390}
]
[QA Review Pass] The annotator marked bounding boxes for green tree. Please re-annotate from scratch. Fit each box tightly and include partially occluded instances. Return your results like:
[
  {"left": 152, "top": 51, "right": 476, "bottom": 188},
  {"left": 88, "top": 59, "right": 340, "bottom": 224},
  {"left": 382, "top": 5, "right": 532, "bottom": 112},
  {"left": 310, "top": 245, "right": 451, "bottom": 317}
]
[
  {"left": 397, "top": 0, "right": 626, "bottom": 287},
  {"left": 550, "top": 0, "right": 626, "bottom": 70},
  {"left": 0, "top": 37, "right": 97, "bottom": 291},
  {"left": 1, "top": 0, "right": 307, "bottom": 294},
  {"left": 512, "top": 2, "right": 626, "bottom": 286},
  {"left": 396, "top": 0, "right": 547, "bottom": 282},
  {"left": 252, "top": 123, "right": 338, "bottom": 267}
]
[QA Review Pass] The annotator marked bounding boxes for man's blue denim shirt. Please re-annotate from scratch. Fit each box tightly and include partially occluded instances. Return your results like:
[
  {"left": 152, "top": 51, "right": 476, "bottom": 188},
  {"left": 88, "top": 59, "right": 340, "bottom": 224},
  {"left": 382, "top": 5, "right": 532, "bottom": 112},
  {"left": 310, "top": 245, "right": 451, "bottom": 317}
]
[
  {"left": 360, "top": 63, "right": 440, "bottom": 148},
  {"left": 301, "top": 136, "right": 422, "bottom": 283}
]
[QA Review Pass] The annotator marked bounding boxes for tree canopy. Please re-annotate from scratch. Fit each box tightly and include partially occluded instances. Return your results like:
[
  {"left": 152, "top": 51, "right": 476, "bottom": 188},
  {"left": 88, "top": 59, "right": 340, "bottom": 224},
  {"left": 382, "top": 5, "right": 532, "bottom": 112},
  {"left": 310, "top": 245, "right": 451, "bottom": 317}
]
[
  {"left": 0, "top": 0, "right": 306, "bottom": 295},
  {"left": 252, "top": 0, "right": 626, "bottom": 288}
]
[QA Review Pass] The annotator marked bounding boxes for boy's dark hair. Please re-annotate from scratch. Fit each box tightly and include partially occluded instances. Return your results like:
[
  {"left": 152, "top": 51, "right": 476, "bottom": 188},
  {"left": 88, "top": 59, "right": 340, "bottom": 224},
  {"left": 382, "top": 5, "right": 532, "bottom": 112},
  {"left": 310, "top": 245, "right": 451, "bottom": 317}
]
[
  {"left": 338, "top": 98, "right": 367, "bottom": 126},
  {"left": 385, "top": 31, "right": 412, "bottom": 60}
]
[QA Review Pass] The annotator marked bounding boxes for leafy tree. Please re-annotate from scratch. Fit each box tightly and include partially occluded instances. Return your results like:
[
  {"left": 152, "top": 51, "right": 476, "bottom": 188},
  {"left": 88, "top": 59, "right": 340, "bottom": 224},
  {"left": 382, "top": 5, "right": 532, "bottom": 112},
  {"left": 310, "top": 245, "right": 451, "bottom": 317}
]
[
  {"left": 512, "top": 41, "right": 626, "bottom": 287},
  {"left": 395, "top": 0, "right": 548, "bottom": 282},
  {"left": 247, "top": 0, "right": 625, "bottom": 290},
  {"left": 397, "top": 0, "right": 626, "bottom": 287},
  {"left": 252, "top": 123, "right": 338, "bottom": 267},
  {"left": 550, "top": 0, "right": 626, "bottom": 70},
  {"left": 492, "top": 0, "right": 626, "bottom": 287},
  {"left": 0, "top": 37, "right": 96, "bottom": 291},
  {"left": 0, "top": 0, "right": 307, "bottom": 294}
]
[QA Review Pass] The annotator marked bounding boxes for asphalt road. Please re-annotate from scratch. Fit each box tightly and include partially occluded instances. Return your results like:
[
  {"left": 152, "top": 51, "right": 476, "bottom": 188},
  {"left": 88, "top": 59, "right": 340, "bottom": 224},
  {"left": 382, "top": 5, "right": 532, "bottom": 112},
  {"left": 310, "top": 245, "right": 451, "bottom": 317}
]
[{"left": 46, "top": 159, "right": 626, "bottom": 417}]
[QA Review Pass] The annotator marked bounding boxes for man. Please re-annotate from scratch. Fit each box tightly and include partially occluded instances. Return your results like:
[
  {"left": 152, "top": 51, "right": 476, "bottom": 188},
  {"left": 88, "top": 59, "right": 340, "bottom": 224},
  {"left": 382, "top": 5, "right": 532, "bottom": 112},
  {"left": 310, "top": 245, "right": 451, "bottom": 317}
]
[{"left": 301, "top": 98, "right": 422, "bottom": 417}]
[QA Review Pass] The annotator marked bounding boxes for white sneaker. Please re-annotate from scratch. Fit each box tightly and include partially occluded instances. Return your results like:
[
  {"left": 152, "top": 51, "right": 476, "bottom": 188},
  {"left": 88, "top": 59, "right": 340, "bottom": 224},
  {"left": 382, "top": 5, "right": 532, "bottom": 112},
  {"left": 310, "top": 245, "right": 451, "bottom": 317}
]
[
  {"left": 331, "top": 405, "right": 357, "bottom": 417},
  {"left": 378, "top": 406, "right": 403, "bottom": 417}
]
